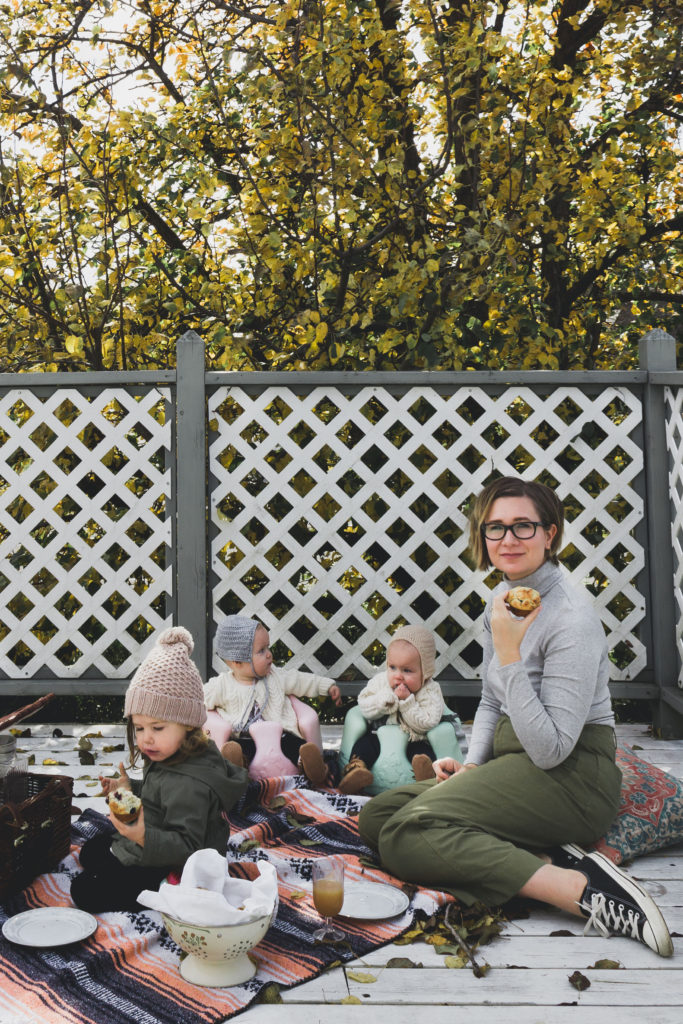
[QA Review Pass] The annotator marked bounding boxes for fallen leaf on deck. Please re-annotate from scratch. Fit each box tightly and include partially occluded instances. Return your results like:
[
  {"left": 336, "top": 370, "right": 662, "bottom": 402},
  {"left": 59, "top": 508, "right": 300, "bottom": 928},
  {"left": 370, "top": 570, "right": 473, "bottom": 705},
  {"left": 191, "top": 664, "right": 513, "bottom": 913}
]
[
  {"left": 78, "top": 737, "right": 93, "bottom": 750},
  {"left": 444, "top": 954, "right": 468, "bottom": 969},
  {"left": 434, "top": 943, "right": 466, "bottom": 956},
  {"left": 568, "top": 970, "right": 591, "bottom": 991},
  {"left": 103, "top": 744, "right": 125, "bottom": 753},
  {"left": 386, "top": 957, "right": 422, "bottom": 968},
  {"left": 590, "top": 959, "right": 621, "bottom": 969},
  {"left": 341, "top": 996, "right": 363, "bottom": 1004},
  {"left": 347, "top": 971, "right": 377, "bottom": 984},
  {"left": 394, "top": 924, "right": 425, "bottom": 944},
  {"left": 43, "top": 759, "right": 67, "bottom": 765},
  {"left": 79, "top": 751, "right": 96, "bottom": 765},
  {"left": 256, "top": 983, "right": 282, "bottom": 1004}
]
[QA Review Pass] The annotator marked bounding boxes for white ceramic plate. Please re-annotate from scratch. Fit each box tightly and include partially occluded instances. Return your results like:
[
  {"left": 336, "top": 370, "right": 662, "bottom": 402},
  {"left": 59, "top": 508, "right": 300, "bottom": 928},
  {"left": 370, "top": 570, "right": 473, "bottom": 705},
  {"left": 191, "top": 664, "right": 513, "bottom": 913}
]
[
  {"left": 339, "top": 881, "right": 410, "bottom": 920},
  {"left": 2, "top": 908, "right": 98, "bottom": 947}
]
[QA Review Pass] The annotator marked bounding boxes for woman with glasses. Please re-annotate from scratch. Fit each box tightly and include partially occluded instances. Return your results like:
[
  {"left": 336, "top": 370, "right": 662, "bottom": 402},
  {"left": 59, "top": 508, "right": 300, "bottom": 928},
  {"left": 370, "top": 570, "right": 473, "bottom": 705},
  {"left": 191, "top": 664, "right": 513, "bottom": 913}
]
[{"left": 358, "top": 476, "right": 673, "bottom": 957}]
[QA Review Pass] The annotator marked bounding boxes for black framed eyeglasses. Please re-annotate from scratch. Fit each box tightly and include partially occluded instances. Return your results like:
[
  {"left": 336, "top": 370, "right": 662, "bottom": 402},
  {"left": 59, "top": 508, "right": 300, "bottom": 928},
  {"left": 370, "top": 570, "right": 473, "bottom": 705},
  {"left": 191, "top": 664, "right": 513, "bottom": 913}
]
[{"left": 481, "top": 521, "right": 547, "bottom": 541}]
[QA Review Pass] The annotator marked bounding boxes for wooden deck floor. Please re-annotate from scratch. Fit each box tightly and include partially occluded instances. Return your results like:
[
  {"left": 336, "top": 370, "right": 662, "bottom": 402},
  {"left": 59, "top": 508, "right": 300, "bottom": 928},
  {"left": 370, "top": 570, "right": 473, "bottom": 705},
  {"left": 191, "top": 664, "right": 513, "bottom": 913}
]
[{"left": 13, "top": 721, "right": 683, "bottom": 1023}]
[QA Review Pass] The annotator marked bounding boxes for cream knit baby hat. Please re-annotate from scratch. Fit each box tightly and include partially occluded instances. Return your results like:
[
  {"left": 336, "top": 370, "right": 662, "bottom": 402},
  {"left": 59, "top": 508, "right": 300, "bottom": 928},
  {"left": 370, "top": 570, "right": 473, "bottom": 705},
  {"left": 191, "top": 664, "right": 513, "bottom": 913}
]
[
  {"left": 124, "top": 626, "right": 207, "bottom": 727},
  {"left": 389, "top": 625, "right": 436, "bottom": 682}
]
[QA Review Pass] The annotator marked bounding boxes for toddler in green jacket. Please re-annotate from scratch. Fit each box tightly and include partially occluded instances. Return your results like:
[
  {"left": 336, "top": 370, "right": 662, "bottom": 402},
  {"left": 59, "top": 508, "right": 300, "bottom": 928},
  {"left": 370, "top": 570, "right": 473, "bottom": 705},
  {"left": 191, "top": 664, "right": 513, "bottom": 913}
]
[{"left": 70, "top": 626, "right": 248, "bottom": 914}]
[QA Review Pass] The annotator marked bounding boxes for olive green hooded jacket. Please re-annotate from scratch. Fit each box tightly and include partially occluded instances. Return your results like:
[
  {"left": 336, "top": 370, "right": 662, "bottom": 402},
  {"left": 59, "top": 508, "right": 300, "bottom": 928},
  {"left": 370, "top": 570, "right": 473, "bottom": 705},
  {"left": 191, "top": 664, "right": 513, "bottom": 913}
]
[{"left": 112, "top": 740, "right": 248, "bottom": 870}]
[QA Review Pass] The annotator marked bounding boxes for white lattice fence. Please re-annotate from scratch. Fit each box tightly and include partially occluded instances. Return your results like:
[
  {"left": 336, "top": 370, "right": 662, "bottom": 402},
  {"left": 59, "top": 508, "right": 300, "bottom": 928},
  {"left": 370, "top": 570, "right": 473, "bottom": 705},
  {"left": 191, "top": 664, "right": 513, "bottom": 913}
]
[
  {"left": 209, "top": 384, "right": 645, "bottom": 682},
  {"left": 0, "top": 388, "right": 172, "bottom": 679},
  {"left": 665, "top": 386, "right": 683, "bottom": 688}
]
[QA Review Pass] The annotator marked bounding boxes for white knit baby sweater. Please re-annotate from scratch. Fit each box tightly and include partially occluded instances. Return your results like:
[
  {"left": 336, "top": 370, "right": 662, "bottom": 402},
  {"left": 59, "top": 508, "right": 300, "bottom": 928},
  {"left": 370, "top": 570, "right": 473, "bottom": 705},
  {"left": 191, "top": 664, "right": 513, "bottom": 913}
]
[
  {"left": 356, "top": 671, "right": 445, "bottom": 742},
  {"left": 204, "top": 665, "right": 334, "bottom": 738}
]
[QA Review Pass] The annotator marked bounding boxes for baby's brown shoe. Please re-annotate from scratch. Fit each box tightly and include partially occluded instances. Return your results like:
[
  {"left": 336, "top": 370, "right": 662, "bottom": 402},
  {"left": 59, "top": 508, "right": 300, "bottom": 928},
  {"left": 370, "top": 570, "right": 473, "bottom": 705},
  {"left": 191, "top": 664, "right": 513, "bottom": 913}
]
[
  {"left": 412, "top": 753, "right": 436, "bottom": 781},
  {"left": 299, "top": 742, "right": 329, "bottom": 787},
  {"left": 338, "top": 756, "right": 374, "bottom": 795},
  {"left": 221, "top": 740, "right": 247, "bottom": 768}
]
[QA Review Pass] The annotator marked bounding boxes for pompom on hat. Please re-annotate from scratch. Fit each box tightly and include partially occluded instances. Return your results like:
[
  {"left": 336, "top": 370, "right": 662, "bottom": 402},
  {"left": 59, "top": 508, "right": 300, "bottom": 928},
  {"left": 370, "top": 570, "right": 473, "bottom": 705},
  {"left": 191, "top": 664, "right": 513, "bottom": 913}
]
[
  {"left": 388, "top": 625, "right": 436, "bottom": 681},
  {"left": 215, "top": 615, "right": 260, "bottom": 663},
  {"left": 124, "top": 626, "right": 207, "bottom": 727}
]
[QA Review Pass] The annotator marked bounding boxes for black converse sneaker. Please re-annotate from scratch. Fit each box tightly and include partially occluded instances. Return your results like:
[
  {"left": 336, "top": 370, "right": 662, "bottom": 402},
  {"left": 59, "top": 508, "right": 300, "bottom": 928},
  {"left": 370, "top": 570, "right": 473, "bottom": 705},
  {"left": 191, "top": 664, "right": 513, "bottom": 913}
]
[
  {"left": 575, "top": 850, "right": 673, "bottom": 957},
  {"left": 546, "top": 843, "right": 587, "bottom": 869}
]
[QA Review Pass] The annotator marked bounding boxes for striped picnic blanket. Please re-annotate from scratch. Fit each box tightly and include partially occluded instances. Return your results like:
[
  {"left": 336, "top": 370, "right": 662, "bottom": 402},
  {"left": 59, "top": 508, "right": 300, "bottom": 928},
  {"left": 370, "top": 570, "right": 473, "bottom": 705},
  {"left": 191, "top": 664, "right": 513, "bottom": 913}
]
[{"left": 0, "top": 776, "right": 451, "bottom": 1024}]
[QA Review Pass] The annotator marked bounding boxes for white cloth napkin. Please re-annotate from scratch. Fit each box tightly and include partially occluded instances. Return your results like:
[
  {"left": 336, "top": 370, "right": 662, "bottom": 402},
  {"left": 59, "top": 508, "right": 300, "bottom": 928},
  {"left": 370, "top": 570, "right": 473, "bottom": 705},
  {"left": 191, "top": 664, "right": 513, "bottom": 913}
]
[{"left": 137, "top": 849, "right": 278, "bottom": 925}]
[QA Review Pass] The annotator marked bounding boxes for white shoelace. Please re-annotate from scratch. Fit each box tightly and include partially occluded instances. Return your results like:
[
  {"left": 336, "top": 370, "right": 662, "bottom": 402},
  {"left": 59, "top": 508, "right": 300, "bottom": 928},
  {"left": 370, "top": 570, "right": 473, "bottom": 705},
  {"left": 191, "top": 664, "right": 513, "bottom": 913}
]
[{"left": 581, "top": 892, "right": 641, "bottom": 941}]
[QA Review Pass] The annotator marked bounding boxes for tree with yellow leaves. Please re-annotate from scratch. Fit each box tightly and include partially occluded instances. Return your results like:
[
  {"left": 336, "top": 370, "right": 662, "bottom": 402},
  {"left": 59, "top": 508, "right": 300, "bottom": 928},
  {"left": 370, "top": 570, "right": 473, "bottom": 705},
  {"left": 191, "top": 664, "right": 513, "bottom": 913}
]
[{"left": 0, "top": 0, "right": 680, "bottom": 371}]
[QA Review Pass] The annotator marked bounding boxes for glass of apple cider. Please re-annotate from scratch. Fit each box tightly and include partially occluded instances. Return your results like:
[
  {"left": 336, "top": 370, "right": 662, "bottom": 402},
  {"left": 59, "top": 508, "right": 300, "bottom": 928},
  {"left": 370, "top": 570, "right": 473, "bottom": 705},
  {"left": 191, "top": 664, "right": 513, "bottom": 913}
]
[{"left": 312, "top": 857, "right": 345, "bottom": 941}]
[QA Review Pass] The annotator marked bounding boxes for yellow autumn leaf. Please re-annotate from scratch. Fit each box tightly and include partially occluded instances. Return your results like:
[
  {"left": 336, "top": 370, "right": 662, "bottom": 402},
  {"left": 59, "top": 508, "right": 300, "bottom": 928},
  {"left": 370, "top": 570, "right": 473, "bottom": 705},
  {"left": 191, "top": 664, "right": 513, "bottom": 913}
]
[
  {"left": 444, "top": 954, "right": 468, "bottom": 968},
  {"left": 64, "top": 335, "right": 84, "bottom": 356}
]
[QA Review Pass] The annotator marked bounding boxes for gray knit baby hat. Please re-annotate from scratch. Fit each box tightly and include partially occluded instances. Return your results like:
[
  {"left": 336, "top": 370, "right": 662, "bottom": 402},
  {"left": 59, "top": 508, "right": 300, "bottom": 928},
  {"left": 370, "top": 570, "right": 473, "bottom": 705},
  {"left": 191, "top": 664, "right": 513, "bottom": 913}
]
[
  {"left": 124, "top": 626, "right": 207, "bottom": 727},
  {"left": 215, "top": 615, "right": 260, "bottom": 662},
  {"left": 389, "top": 625, "right": 436, "bottom": 681}
]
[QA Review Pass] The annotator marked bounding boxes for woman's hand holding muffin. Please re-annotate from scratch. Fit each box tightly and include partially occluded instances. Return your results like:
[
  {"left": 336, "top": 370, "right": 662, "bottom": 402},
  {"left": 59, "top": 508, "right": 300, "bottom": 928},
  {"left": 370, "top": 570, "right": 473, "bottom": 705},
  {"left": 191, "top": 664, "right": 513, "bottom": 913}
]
[{"left": 491, "top": 591, "right": 542, "bottom": 665}]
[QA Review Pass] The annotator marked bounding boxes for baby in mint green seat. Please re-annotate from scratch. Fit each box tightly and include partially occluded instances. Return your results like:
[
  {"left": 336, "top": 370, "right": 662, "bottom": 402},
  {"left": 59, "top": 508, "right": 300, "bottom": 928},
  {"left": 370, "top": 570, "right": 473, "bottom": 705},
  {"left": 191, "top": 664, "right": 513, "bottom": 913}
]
[{"left": 338, "top": 626, "right": 462, "bottom": 795}]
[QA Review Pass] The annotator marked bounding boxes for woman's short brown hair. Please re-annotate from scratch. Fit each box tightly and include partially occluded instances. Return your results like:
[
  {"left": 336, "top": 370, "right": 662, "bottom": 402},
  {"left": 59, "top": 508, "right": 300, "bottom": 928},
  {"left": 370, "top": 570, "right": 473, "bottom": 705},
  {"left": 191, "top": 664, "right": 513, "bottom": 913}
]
[{"left": 468, "top": 476, "right": 564, "bottom": 571}]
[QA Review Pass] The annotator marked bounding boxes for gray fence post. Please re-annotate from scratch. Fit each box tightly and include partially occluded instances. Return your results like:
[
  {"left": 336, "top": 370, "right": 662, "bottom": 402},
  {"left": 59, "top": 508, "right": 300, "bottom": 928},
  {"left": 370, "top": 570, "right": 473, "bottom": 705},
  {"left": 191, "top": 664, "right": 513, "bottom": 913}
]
[
  {"left": 639, "top": 328, "right": 682, "bottom": 737},
  {"left": 175, "top": 331, "right": 208, "bottom": 679}
]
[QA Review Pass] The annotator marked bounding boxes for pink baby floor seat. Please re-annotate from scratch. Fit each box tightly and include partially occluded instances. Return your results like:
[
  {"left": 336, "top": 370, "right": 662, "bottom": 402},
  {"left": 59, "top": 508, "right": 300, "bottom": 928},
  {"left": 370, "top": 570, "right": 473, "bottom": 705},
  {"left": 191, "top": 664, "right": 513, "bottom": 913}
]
[{"left": 204, "top": 696, "right": 323, "bottom": 780}]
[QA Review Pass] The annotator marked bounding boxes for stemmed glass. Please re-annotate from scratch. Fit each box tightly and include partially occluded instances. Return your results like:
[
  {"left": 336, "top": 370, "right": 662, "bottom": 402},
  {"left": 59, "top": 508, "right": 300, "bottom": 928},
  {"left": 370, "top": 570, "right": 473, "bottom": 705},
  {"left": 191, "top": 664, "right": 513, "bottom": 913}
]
[{"left": 312, "top": 857, "right": 345, "bottom": 941}]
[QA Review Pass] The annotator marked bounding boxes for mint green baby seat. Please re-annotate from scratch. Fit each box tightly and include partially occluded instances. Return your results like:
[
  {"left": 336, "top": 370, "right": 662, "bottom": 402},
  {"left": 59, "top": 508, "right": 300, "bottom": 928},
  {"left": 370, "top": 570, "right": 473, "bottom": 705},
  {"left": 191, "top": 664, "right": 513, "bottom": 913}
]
[{"left": 338, "top": 704, "right": 468, "bottom": 795}]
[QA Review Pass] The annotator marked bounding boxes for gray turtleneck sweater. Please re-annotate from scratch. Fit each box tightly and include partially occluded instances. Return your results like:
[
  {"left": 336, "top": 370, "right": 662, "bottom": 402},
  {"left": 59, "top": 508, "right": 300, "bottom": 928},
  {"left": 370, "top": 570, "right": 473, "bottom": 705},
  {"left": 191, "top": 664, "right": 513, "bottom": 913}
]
[{"left": 467, "top": 560, "right": 615, "bottom": 770}]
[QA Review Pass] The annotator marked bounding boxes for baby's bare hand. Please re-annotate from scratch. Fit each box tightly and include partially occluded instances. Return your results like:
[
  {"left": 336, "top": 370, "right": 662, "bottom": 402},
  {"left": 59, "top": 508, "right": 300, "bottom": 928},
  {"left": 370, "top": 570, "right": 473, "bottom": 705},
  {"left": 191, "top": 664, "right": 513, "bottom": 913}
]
[
  {"left": 392, "top": 682, "right": 411, "bottom": 701},
  {"left": 327, "top": 684, "right": 343, "bottom": 707}
]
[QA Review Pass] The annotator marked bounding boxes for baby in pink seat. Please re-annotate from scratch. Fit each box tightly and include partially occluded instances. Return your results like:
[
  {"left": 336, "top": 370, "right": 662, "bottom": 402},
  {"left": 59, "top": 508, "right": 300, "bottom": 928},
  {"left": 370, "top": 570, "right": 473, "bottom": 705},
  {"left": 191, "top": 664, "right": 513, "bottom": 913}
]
[{"left": 204, "top": 616, "right": 341, "bottom": 785}]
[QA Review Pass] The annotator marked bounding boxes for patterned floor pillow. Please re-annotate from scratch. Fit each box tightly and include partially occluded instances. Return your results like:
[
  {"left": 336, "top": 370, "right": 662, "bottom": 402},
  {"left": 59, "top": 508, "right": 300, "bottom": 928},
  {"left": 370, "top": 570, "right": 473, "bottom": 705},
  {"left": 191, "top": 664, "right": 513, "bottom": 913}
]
[{"left": 591, "top": 744, "right": 683, "bottom": 863}]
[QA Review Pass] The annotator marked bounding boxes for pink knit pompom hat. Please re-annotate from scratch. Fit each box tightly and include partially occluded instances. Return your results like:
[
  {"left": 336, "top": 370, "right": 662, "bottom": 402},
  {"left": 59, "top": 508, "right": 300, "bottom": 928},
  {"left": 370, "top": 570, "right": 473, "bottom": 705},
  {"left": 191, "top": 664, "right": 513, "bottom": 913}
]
[
  {"left": 124, "top": 626, "right": 207, "bottom": 727},
  {"left": 389, "top": 625, "right": 436, "bottom": 681}
]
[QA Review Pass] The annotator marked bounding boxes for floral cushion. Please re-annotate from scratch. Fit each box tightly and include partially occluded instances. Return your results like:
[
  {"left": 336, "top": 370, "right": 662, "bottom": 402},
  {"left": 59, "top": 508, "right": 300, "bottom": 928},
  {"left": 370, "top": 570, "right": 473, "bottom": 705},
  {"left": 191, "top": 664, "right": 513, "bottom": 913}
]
[{"left": 591, "top": 744, "right": 683, "bottom": 864}]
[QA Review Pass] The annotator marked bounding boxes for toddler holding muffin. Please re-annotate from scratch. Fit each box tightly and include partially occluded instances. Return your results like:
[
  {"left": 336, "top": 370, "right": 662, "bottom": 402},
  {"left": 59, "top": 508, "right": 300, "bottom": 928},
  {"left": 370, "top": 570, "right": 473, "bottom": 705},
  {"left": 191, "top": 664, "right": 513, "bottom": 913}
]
[{"left": 70, "top": 626, "right": 248, "bottom": 914}]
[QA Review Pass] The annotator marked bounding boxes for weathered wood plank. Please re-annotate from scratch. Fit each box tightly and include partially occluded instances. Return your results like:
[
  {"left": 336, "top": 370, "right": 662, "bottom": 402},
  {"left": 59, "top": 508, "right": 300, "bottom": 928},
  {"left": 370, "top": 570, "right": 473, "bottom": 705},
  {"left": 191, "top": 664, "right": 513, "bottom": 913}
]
[
  {"left": 351, "top": 934, "right": 675, "bottom": 969},
  {"left": 238, "top": 1009, "right": 683, "bottom": 1024},
  {"left": 286, "top": 968, "right": 683, "bottom": 1005}
]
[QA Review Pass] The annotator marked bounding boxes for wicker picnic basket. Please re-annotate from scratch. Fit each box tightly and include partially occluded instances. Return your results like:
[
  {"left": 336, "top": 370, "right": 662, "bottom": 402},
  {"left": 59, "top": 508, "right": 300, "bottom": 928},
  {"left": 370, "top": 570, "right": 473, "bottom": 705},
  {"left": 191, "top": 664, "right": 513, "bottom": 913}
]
[
  {"left": 0, "top": 773, "right": 73, "bottom": 902},
  {"left": 0, "top": 694, "right": 73, "bottom": 902}
]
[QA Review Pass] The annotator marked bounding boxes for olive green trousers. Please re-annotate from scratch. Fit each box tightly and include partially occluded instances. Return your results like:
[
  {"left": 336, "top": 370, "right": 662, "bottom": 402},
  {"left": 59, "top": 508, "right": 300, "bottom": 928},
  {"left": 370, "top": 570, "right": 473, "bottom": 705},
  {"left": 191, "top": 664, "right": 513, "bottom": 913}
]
[{"left": 357, "top": 716, "right": 621, "bottom": 906}]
